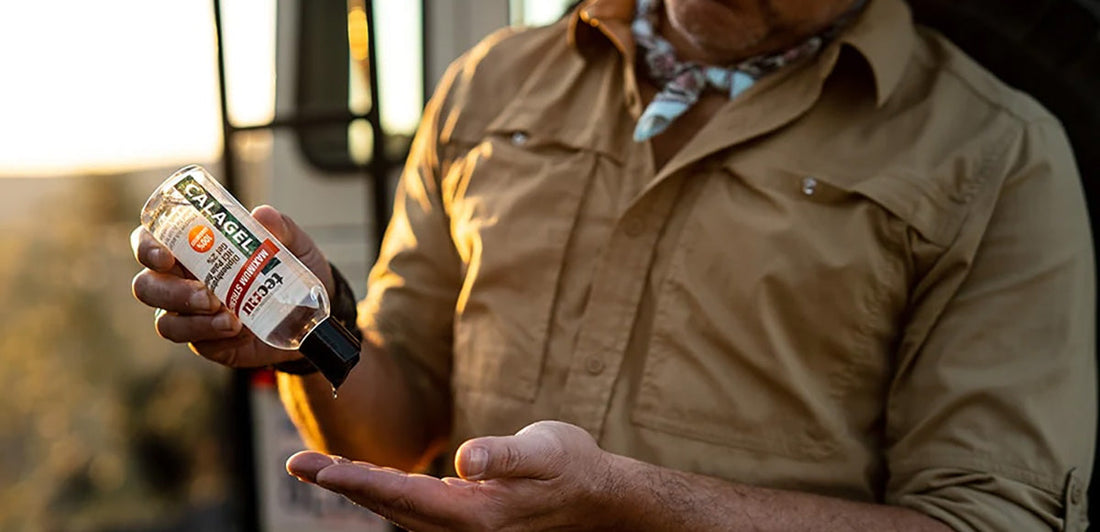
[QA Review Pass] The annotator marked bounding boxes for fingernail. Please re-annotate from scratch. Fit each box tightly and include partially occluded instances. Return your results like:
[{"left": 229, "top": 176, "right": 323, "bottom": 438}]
[
  {"left": 212, "top": 312, "right": 236, "bottom": 332},
  {"left": 331, "top": 455, "right": 351, "bottom": 464},
  {"left": 275, "top": 214, "right": 290, "bottom": 238},
  {"left": 190, "top": 290, "right": 214, "bottom": 311},
  {"left": 149, "top": 248, "right": 167, "bottom": 267},
  {"left": 465, "top": 446, "right": 487, "bottom": 479}
]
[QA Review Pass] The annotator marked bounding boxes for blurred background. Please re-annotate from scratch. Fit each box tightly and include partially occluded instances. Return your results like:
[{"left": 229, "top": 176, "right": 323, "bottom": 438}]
[{"left": 0, "top": 1, "right": 570, "bottom": 530}]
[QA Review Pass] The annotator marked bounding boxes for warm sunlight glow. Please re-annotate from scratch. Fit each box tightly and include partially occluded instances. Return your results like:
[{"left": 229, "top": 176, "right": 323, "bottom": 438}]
[
  {"left": 512, "top": 0, "right": 574, "bottom": 26},
  {"left": 0, "top": 1, "right": 423, "bottom": 177},
  {"left": 348, "top": 4, "right": 370, "bottom": 63},
  {"left": 0, "top": 1, "right": 222, "bottom": 176},
  {"left": 373, "top": 1, "right": 423, "bottom": 135},
  {"left": 221, "top": 0, "right": 278, "bottom": 127}
]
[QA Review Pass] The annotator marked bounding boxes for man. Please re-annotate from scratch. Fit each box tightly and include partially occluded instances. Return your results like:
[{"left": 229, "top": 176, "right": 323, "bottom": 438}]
[{"left": 132, "top": 0, "right": 1095, "bottom": 529}]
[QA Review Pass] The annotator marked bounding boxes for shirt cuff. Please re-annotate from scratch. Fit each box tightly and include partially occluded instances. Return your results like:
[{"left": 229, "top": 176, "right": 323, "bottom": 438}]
[{"left": 887, "top": 462, "right": 1087, "bottom": 531}]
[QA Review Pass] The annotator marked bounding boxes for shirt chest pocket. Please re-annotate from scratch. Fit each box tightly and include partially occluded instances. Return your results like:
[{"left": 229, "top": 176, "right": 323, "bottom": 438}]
[
  {"left": 632, "top": 166, "right": 925, "bottom": 460},
  {"left": 443, "top": 128, "right": 600, "bottom": 401}
]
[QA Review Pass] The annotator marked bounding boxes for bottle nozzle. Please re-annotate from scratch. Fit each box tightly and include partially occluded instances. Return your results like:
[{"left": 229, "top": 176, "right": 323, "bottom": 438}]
[{"left": 298, "top": 317, "right": 361, "bottom": 389}]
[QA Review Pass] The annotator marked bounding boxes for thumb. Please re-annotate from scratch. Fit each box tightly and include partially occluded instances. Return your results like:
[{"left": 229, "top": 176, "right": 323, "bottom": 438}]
[
  {"left": 251, "top": 205, "right": 301, "bottom": 255},
  {"left": 251, "top": 205, "right": 333, "bottom": 294},
  {"left": 455, "top": 421, "right": 577, "bottom": 481}
]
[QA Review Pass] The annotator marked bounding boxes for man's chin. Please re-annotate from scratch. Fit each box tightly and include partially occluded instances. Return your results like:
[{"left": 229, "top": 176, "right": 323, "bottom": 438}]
[
  {"left": 680, "top": 25, "right": 771, "bottom": 64},
  {"left": 665, "top": 0, "right": 770, "bottom": 62}
]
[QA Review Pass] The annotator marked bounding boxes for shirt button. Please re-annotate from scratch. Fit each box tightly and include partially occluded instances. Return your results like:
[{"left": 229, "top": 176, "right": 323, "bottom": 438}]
[
  {"left": 510, "top": 131, "right": 529, "bottom": 146},
  {"left": 622, "top": 217, "right": 645, "bottom": 237},
  {"left": 584, "top": 356, "right": 606, "bottom": 375},
  {"left": 801, "top": 177, "right": 818, "bottom": 196}
]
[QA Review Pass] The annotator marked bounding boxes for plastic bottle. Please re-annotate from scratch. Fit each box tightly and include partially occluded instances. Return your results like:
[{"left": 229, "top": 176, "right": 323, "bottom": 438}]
[{"left": 141, "top": 164, "right": 359, "bottom": 389}]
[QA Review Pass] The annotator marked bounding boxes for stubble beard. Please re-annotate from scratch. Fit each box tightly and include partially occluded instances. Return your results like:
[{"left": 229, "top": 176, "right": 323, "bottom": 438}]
[{"left": 663, "top": 0, "right": 779, "bottom": 64}]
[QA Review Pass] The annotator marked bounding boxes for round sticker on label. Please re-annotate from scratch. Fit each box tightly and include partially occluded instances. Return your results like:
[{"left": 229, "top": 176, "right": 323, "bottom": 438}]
[{"left": 189, "top": 225, "right": 215, "bottom": 253}]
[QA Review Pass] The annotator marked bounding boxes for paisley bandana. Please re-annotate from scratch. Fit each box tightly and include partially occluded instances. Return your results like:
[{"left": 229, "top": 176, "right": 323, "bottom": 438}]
[{"left": 632, "top": 0, "right": 868, "bottom": 141}]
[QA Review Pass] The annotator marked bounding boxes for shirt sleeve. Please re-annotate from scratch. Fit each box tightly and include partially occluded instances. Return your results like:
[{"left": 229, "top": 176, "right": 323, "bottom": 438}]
[
  {"left": 356, "top": 56, "right": 468, "bottom": 396},
  {"left": 885, "top": 118, "right": 1095, "bottom": 531}
]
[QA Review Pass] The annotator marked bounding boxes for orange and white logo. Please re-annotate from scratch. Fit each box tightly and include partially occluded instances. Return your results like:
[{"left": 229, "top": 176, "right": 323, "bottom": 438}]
[{"left": 189, "top": 225, "right": 215, "bottom": 253}]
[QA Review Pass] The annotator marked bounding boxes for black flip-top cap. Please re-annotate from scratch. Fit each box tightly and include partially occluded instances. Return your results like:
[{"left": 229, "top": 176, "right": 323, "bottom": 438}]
[{"left": 298, "top": 317, "right": 361, "bottom": 389}]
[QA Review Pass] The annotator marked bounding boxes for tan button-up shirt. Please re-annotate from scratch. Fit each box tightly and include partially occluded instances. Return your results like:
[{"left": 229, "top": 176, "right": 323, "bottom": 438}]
[{"left": 359, "top": 0, "right": 1095, "bottom": 529}]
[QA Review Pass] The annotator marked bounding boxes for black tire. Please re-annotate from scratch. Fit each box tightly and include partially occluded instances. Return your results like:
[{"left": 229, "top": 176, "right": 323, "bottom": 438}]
[{"left": 907, "top": 0, "right": 1100, "bottom": 525}]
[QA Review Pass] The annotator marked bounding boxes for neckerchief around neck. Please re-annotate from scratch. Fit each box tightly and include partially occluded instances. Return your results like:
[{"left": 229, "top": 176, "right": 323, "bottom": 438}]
[{"left": 631, "top": 0, "right": 868, "bottom": 141}]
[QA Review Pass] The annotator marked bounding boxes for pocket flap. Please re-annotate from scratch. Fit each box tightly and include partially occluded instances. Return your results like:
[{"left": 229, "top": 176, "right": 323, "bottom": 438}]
[{"left": 723, "top": 158, "right": 967, "bottom": 247}]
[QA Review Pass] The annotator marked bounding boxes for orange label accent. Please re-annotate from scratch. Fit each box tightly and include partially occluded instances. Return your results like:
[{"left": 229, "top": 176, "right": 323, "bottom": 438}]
[{"left": 188, "top": 225, "right": 215, "bottom": 253}]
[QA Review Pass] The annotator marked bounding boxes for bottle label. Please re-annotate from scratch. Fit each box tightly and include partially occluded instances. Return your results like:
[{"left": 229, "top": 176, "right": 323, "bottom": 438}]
[
  {"left": 226, "top": 238, "right": 280, "bottom": 315},
  {"left": 175, "top": 175, "right": 266, "bottom": 259},
  {"left": 168, "top": 175, "right": 286, "bottom": 316},
  {"left": 148, "top": 170, "right": 321, "bottom": 344}
]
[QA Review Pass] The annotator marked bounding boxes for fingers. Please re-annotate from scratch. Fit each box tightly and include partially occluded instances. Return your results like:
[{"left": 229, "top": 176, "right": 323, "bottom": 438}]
[
  {"left": 251, "top": 205, "right": 291, "bottom": 247},
  {"left": 287, "top": 451, "right": 468, "bottom": 531},
  {"left": 133, "top": 208, "right": 312, "bottom": 272},
  {"left": 252, "top": 205, "right": 317, "bottom": 260},
  {"left": 456, "top": 420, "right": 586, "bottom": 481},
  {"left": 189, "top": 332, "right": 287, "bottom": 368},
  {"left": 286, "top": 451, "right": 341, "bottom": 482},
  {"left": 133, "top": 209, "right": 329, "bottom": 368},
  {"left": 132, "top": 269, "right": 219, "bottom": 314},
  {"left": 154, "top": 310, "right": 242, "bottom": 343},
  {"left": 131, "top": 226, "right": 175, "bottom": 272}
]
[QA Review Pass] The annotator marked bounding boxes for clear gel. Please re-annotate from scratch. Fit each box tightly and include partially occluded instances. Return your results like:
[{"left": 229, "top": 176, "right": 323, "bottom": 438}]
[{"left": 141, "top": 165, "right": 359, "bottom": 388}]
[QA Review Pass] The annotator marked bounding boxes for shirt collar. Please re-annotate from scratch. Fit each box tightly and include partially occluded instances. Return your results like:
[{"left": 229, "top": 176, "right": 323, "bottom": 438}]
[
  {"left": 568, "top": 0, "right": 637, "bottom": 62},
  {"left": 836, "top": 0, "right": 914, "bottom": 107},
  {"left": 567, "top": 0, "right": 916, "bottom": 107}
]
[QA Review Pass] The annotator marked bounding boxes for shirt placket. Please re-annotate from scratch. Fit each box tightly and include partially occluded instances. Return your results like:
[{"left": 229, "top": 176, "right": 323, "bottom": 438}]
[
  {"left": 557, "top": 4, "right": 841, "bottom": 438},
  {"left": 557, "top": 173, "right": 688, "bottom": 436}
]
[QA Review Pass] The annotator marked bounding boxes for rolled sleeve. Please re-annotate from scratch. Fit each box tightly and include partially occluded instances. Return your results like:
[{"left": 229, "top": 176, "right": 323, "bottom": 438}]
[
  {"left": 886, "top": 119, "right": 1095, "bottom": 531},
  {"left": 357, "top": 57, "right": 467, "bottom": 390},
  {"left": 889, "top": 462, "right": 1087, "bottom": 531}
]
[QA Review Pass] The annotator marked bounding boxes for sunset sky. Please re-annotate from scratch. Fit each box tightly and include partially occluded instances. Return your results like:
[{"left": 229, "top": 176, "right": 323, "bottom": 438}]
[{"left": 0, "top": 0, "right": 424, "bottom": 177}]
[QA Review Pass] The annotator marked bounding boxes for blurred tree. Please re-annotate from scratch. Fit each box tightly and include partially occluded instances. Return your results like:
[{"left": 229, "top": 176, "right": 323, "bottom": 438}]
[{"left": 0, "top": 173, "right": 235, "bottom": 532}]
